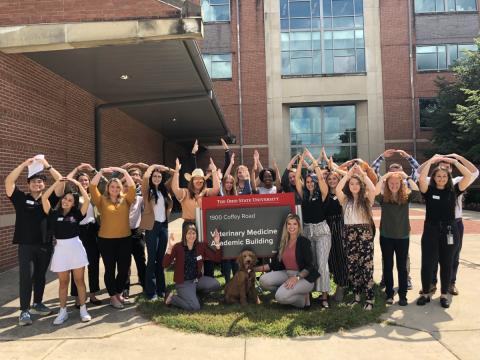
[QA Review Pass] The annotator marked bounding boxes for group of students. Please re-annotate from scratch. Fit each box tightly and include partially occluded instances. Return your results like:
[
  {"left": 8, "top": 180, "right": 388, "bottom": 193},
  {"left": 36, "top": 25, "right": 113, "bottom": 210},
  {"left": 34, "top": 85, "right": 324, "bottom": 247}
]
[{"left": 4, "top": 139, "right": 478, "bottom": 325}]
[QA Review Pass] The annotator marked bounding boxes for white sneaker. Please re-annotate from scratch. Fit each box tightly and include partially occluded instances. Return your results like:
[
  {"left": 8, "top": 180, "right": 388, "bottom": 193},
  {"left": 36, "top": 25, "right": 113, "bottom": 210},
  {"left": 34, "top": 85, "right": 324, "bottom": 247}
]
[
  {"left": 53, "top": 308, "right": 68, "bottom": 325},
  {"left": 79, "top": 305, "right": 91, "bottom": 322}
]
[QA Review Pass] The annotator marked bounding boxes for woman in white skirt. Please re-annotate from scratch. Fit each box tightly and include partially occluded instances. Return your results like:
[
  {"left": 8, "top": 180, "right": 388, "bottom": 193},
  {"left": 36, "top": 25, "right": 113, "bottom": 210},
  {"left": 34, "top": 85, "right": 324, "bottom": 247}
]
[
  {"left": 295, "top": 149, "right": 331, "bottom": 308},
  {"left": 42, "top": 177, "right": 91, "bottom": 325}
]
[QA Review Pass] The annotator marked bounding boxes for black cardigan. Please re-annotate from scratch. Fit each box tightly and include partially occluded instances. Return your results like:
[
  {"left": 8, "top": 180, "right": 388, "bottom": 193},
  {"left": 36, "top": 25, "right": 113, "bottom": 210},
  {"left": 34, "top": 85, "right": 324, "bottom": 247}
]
[{"left": 269, "top": 235, "right": 320, "bottom": 283}]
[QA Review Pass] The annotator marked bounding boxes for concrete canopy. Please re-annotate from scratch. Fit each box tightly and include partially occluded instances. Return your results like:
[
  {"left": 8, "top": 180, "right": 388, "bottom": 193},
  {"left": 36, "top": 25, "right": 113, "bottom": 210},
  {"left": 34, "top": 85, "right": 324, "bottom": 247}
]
[{"left": 0, "top": 15, "right": 232, "bottom": 152}]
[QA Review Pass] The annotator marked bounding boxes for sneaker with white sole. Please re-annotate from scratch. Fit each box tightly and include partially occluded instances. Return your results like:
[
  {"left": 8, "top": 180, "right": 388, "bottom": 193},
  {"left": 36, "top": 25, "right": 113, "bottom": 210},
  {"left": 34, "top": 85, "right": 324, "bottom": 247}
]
[
  {"left": 53, "top": 308, "right": 68, "bottom": 325},
  {"left": 79, "top": 304, "right": 92, "bottom": 322},
  {"left": 30, "top": 302, "right": 53, "bottom": 316},
  {"left": 19, "top": 310, "right": 33, "bottom": 326}
]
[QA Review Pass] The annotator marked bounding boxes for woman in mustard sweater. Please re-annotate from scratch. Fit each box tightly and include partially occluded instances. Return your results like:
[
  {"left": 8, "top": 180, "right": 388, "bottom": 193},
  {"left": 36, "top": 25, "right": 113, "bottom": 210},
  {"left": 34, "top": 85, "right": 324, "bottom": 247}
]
[{"left": 90, "top": 167, "right": 136, "bottom": 309}]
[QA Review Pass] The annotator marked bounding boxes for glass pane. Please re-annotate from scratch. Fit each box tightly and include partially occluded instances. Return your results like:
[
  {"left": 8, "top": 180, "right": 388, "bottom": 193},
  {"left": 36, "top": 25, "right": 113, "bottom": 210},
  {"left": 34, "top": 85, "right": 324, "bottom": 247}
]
[
  {"left": 281, "top": 19, "right": 289, "bottom": 30},
  {"left": 323, "top": 17, "right": 332, "bottom": 28},
  {"left": 291, "top": 57, "right": 313, "bottom": 74},
  {"left": 323, "top": 0, "right": 332, "bottom": 16},
  {"left": 324, "top": 146, "right": 353, "bottom": 163},
  {"left": 354, "top": 0, "right": 363, "bottom": 15},
  {"left": 280, "top": 0, "right": 289, "bottom": 18},
  {"left": 282, "top": 52, "right": 291, "bottom": 75},
  {"left": 291, "top": 50, "right": 312, "bottom": 58},
  {"left": 415, "top": 0, "right": 436, "bottom": 13},
  {"left": 416, "top": 46, "right": 437, "bottom": 54},
  {"left": 356, "top": 48, "right": 365, "bottom": 71},
  {"left": 290, "top": 32, "right": 312, "bottom": 50},
  {"left": 313, "top": 51, "right": 322, "bottom": 73},
  {"left": 447, "top": 0, "right": 456, "bottom": 11},
  {"left": 448, "top": 44, "right": 458, "bottom": 65},
  {"left": 290, "top": 18, "right": 312, "bottom": 30},
  {"left": 202, "top": 55, "right": 212, "bottom": 75},
  {"left": 312, "top": 31, "right": 321, "bottom": 50},
  {"left": 417, "top": 53, "right": 438, "bottom": 70},
  {"left": 312, "top": 17, "right": 321, "bottom": 29},
  {"left": 354, "top": 15, "right": 364, "bottom": 27},
  {"left": 324, "top": 31, "right": 333, "bottom": 49},
  {"left": 334, "top": 55, "right": 356, "bottom": 72},
  {"left": 212, "top": 61, "right": 232, "bottom": 78},
  {"left": 211, "top": 54, "right": 230, "bottom": 61},
  {"left": 334, "top": 49, "right": 355, "bottom": 56},
  {"left": 212, "top": 4, "right": 230, "bottom": 21},
  {"left": 437, "top": 45, "right": 447, "bottom": 69},
  {"left": 355, "top": 30, "right": 364, "bottom": 47},
  {"left": 325, "top": 49, "right": 334, "bottom": 73},
  {"left": 333, "top": 30, "right": 355, "bottom": 49},
  {"left": 332, "top": 0, "right": 354, "bottom": 16},
  {"left": 435, "top": 0, "right": 445, "bottom": 12},
  {"left": 290, "top": 1, "right": 311, "bottom": 17},
  {"left": 290, "top": 107, "right": 322, "bottom": 143},
  {"left": 311, "top": 0, "right": 321, "bottom": 16},
  {"left": 456, "top": 0, "right": 477, "bottom": 11},
  {"left": 281, "top": 32, "right": 290, "bottom": 51},
  {"left": 324, "top": 105, "right": 356, "bottom": 135},
  {"left": 210, "top": 0, "right": 228, "bottom": 4},
  {"left": 332, "top": 16, "right": 355, "bottom": 28}
]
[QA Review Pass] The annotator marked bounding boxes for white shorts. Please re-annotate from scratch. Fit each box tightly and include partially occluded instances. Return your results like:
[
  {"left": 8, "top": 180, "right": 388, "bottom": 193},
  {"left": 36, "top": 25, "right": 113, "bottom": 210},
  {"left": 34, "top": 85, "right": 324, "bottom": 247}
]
[{"left": 50, "top": 236, "right": 89, "bottom": 273}]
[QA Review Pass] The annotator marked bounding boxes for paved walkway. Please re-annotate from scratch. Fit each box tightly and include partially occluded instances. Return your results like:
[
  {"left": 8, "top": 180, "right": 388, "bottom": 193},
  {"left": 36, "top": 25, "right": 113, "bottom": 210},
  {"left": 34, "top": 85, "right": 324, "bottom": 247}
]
[{"left": 1, "top": 207, "right": 480, "bottom": 360}]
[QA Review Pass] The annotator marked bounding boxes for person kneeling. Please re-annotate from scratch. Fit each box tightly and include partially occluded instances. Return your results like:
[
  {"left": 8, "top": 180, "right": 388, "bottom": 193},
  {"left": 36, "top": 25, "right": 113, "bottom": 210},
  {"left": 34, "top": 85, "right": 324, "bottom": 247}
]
[
  {"left": 163, "top": 222, "right": 222, "bottom": 310},
  {"left": 257, "top": 214, "right": 319, "bottom": 308}
]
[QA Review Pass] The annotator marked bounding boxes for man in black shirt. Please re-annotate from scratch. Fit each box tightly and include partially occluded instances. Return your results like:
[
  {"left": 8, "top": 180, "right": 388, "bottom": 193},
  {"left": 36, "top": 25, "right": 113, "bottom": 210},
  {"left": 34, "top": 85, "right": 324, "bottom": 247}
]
[{"left": 5, "top": 157, "right": 62, "bottom": 326}]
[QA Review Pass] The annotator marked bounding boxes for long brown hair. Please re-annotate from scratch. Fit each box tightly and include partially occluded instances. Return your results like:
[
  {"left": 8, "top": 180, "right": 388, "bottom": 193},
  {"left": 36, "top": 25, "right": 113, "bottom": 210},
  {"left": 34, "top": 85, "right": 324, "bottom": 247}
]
[
  {"left": 181, "top": 221, "right": 198, "bottom": 246},
  {"left": 278, "top": 213, "right": 302, "bottom": 261},
  {"left": 222, "top": 174, "right": 238, "bottom": 196},
  {"left": 187, "top": 177, "right": 206, "bottom": 199},
  {"left": 383, "top": 173, "right": 410, "bottom": 205},
  {"left": 343, "top": 174, "right": 372, "bottom": 223},
  {"left": 430, "top": 165, "right": 457, "bottom": 207}
]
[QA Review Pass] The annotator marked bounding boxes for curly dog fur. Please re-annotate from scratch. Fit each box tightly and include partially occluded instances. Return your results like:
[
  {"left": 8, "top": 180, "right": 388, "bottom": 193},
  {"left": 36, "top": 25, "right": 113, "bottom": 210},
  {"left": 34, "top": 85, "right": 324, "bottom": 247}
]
[{"left": 224, "top": 250, "right": 259, "bottom": 305}]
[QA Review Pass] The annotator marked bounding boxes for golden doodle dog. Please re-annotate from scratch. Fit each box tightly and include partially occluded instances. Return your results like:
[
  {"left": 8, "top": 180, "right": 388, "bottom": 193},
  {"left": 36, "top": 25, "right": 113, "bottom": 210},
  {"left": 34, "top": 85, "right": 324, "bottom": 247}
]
[{"left": 224, "top": 249, "right": 260, "bottom": 305}]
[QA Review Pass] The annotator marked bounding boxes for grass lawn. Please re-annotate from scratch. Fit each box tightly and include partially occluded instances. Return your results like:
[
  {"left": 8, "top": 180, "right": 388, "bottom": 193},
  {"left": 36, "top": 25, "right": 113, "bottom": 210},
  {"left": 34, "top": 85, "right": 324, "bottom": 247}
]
[{"left": 137, "top": 270, "right": 387, "bottom": 337}]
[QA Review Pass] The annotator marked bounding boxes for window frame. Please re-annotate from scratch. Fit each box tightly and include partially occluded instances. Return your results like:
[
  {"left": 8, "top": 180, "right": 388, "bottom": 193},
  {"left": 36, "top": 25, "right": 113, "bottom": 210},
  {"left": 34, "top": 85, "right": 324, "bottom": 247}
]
[
  {"left": 290, "top": 104, "right": 358, "bottom": 161},
  {"left": 414, "top": 0, "right": 477, "bottom": 14},
  {"left": 416, "top": 43, "right": 477, "bottom": 72},
  {"left": 201, "top": 0, "right": 231, "bottom": 23},
  {"left": 202, "top": 53, "right": 233, "bottom": 80}
]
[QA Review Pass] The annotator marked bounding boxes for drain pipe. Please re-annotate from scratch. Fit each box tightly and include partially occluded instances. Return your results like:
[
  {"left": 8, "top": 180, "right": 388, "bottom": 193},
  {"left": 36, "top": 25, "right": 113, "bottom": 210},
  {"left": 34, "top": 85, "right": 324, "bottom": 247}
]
[
  {"left": 407, "top": 0, "right": 417, "bottom": 158},
  {"left": 235, "top": 0, "right": 245, "bottom": 163}
]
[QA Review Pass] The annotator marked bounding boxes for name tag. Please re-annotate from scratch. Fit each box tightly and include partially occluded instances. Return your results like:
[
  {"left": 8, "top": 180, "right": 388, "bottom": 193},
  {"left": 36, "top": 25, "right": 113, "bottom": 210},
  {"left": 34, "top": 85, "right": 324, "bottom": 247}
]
[
  {"left": 57, "top": 217, "right": 64, "bottom": 221},
  {"left": 432, "top": 195, "right": 440, "bottom": 200},
  {"left": 26, "top": 200, "right": 35, "bottom": 205},
  {"left": 196, "top": 255, "right": 203, "bottom": 261}
]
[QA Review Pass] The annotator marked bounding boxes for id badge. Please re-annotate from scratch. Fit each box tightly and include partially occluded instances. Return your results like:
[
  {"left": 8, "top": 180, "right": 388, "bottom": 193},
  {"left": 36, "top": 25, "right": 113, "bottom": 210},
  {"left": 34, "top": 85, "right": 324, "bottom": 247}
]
[
  {"left": 447, "top": 232, "right": 454, "bottom": 245},
  {"left": 196, "top": 255, "right": 203, "bottom": 261}
]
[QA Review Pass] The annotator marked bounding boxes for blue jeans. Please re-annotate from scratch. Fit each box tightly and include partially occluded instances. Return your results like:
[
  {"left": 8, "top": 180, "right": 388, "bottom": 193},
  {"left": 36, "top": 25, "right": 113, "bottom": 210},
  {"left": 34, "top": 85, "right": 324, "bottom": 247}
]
[{"left": 145, "top": 221, "right": 168, "bottom": 297}]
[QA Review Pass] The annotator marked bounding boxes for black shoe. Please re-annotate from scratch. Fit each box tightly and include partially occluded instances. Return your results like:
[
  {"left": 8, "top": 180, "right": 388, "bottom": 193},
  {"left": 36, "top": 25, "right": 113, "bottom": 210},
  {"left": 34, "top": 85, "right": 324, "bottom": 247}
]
[
  {"left": 416, "top": 296, "right": 430, "bottom": 306},
  {"left": 398, "top": 298, "right": 408, "bottom": 306},
  {"left": 440, "top": 297, "right": 450, "bottom": 308},
  {"left": 379, "top": 279, "right": 385, "bottom": 289},
  {"left": 90, "top": 298, "right": 103, "bottom": 306}
]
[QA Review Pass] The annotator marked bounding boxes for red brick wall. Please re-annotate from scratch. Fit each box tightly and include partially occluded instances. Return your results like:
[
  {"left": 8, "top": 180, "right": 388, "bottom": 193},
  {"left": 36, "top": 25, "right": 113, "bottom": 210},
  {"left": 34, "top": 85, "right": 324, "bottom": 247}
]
[
  {"left": 0, "top": 52, "right": 185, "bottom": 271},
  {"left": 0, "top": 0, "right": 179, "bottom": 25},
  {"left": 204, "top": 0, "right": 269, "bottom": 169}
]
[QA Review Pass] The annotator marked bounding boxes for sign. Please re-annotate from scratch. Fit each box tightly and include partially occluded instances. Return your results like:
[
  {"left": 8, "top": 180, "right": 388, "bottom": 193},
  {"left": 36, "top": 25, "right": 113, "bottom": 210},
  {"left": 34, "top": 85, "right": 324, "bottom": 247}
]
[{"left": 201, "top": 193, "right": 296, "bottom": 259}]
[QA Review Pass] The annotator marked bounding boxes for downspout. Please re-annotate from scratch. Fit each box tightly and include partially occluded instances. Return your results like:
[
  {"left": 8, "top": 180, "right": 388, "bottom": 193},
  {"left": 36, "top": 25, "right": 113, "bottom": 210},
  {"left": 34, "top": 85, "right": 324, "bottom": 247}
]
[
  {"left": 407, "top": 0, "right": 417, "bottom": 157},
  {"left": 235, "top": 0, "right": 244, "bottom": 163}
]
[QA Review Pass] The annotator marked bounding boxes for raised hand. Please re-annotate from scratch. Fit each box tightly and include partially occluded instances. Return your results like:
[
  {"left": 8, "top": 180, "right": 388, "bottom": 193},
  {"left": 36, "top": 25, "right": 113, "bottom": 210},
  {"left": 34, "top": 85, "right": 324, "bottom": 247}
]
[
  {"left": 383, "top": 149, "right": 396, "bottom": 158},
  {"left": 175, "top": 158, "right": 181, "bottom": 172},
  {"left": 192, "top": 139, "right": 199, "bottom": 155},
  {"left": 212, "top": 229, "right": 221, "bottom": 247},
  {"left": 230, "top": 152, "right": 235, "bottom": 165},
  {"left": 220, "top": 138, "right": 229, "bottom": 150},
  {"left": 209, "top": 158, "right": 217, "bottom": 172},
  {"left": 396, "top": 150, "right": 410, "bottom": 158}
]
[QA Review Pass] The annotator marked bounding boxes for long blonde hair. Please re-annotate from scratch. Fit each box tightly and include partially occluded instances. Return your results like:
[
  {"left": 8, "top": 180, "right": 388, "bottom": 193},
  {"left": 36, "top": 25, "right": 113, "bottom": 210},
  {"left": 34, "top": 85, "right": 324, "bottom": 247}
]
[
  {"left": 103, "top": 178, "right": 125, "bottom": 205},
  {"left": 278, "top": 213, "right": 302, "bottom": 261}
]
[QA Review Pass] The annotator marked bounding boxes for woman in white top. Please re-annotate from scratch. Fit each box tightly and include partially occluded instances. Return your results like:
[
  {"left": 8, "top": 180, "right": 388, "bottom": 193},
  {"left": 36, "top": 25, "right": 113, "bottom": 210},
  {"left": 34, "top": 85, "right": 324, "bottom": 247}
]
[
  {"left": 251, "top": 150, "right": 281, "bottom": 194},
  {"left": 140, "top": 164, "right": 173, "bottom": 300},
  {"left": 336, "top": 164, "right": 376, "bottom": 310}
]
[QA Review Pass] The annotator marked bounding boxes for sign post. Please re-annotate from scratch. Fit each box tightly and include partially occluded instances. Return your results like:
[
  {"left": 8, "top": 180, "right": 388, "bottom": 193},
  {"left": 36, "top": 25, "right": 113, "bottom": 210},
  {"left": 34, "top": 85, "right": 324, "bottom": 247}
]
[{"left": 201, "top": 193, "right": 296, "bottom": 259}]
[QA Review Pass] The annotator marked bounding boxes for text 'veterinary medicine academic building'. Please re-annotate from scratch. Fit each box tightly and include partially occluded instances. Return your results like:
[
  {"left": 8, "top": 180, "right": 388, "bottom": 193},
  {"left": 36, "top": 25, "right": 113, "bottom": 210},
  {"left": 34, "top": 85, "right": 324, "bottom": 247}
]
[{"left": 0, "top": 0, "right": 479, "bottom": 270}]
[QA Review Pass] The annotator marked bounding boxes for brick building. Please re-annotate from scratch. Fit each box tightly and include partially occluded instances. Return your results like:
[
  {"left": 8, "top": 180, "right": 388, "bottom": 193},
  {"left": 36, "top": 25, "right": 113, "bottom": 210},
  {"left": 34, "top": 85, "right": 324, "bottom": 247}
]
[{"left": 1, "top": 0, "right": 479, "bottom": 270}]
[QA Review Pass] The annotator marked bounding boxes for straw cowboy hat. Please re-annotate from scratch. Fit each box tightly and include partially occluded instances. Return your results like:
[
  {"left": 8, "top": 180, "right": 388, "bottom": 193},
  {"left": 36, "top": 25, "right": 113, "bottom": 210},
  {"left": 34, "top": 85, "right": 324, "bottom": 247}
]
[{"left": 184, "top": 168, "right": 208, "bottom": 182}]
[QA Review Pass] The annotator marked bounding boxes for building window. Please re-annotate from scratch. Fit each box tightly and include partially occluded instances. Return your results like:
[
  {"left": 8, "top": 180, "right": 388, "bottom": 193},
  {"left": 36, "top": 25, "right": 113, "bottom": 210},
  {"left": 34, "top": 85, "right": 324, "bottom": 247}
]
[
  {"left": 419, "top": 98, "right": 438, "bottom": 128},
  {"left": 415, "top": 0, "right": 477, "bottom": 13},
  {"left": 201, "top": 0, "right": 230, "bottom": 23},
  {"left": 281, "top": 0, "right": 365, "bottom": 76},
  {"left": 416, "top": 44, "right": 477, "bottom": 71},
  {"left": 290, "top": 105, "right": 357, "bottom": 162},
  {"left": 202, "top": 53, "right": 232, "bottom": 79}
]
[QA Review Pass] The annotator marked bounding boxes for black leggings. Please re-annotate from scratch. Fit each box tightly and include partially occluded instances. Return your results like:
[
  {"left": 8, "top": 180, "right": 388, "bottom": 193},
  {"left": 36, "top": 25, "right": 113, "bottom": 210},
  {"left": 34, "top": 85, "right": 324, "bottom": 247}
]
[
  {"left": 98, "top": 237, "right": 132, "bottom": 296},
  {"left": 71, "top": 223, "right": 100, "bottom": 296},
  {"left": 380, "top": 236, "right": 409, "bottom": 298},
  {"left": 421, "top": 222, "right": 456, "bottom": 295}
]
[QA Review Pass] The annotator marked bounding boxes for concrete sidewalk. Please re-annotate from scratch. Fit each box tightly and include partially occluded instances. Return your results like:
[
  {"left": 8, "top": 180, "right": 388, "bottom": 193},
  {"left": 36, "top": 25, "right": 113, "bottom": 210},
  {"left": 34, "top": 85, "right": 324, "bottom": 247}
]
[{"left": 1, "top": 209, "right": 480, "bottom": 360}]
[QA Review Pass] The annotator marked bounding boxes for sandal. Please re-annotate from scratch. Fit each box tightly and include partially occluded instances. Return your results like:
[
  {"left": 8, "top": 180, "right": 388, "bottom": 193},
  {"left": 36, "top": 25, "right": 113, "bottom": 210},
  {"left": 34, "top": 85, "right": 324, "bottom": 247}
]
[{"left": 363, "top": 302, "right": 374, "bottom": 311}]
